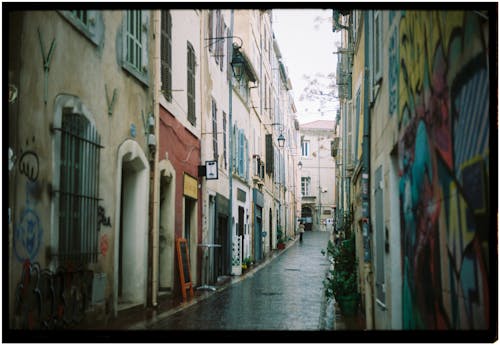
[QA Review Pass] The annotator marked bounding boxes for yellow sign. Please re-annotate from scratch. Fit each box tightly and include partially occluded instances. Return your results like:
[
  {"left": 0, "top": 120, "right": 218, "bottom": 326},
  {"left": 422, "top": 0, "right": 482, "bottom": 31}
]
[{"left": 183, "top": 173, "right": 198, "bottom": 199}]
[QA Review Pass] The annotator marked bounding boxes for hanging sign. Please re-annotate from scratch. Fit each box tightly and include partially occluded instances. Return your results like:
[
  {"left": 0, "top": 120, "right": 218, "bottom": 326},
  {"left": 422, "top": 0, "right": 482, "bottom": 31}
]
[{"left": 206, "top": 160, "right": 218, "bottom": 180}]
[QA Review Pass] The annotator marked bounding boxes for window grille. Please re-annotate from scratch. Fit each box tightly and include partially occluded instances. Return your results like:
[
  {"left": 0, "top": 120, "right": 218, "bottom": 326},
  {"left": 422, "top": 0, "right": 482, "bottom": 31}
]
[
  {"left": 161, "top": 10, "right": 172, "bottom": 101},
  {"left": 125, "top": 10, "right": 143, "bottom": 72},
  {"left": 187, "top": 42, "right": 196, "bottom": 125},
  {"left": 53, "top": 112, "right": 102, "bottom": 264}
]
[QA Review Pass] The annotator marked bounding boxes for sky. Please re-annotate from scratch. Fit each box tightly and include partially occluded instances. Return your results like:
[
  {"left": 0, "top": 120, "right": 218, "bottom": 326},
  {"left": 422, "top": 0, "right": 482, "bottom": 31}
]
[{"left": 272, "top": 9, "right": 342, "bottom": 125}]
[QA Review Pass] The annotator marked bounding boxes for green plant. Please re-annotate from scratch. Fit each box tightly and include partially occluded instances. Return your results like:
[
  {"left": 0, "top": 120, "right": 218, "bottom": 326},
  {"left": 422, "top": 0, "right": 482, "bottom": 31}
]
[
  {"left": 277, "top": 228, "right": 285, "bottom": 244},
  {"left": 242, "top": 256, "right": 254, "bottom": 266},
  {"left": 322, "top": 237, "right": 358, "bottom": 302}
]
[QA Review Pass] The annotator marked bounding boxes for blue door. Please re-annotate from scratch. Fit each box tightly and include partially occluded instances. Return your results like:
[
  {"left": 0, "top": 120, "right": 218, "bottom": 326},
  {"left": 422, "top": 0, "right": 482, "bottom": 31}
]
[{"left": 254, "top": 206, "right": 262, "bottom": 261}]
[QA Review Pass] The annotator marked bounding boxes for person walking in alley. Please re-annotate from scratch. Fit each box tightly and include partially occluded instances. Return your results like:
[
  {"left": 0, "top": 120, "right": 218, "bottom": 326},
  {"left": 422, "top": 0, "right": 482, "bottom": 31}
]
[{"left": 299, "top": 221, "right": 305, "bottom": 242}]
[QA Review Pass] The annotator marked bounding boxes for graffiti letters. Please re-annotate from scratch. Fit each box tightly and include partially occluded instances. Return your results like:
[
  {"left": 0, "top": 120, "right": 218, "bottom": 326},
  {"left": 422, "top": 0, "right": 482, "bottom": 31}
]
[
  {"left": 19, "top": 150, "right": 40, "bottom": 182},
  {"left": 14, "top": 260, "right": 94, "bottom": 329},
  {"left": 97, "top": 206, "right": 111, "bottom": 228}
]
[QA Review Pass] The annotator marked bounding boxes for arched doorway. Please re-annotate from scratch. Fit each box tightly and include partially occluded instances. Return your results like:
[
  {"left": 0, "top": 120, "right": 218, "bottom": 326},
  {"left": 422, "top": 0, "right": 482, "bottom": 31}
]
[
  {"left": 301, "top": 206, "right": 313, "bottom": 231},
  {"left": 114, "top": 140, "right": 149, "bottom": 314}
]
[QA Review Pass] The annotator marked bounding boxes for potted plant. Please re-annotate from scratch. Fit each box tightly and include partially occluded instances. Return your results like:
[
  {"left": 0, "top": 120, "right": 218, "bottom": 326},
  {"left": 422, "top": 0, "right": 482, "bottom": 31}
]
[
  {"left": 242, "top": 257, "right": 254, "bottom": 272},
  {"left": 277, "top": 228, "right": 286, "bottom": 250},
  {"left": 322, "top": 235, "right": 359, "bottom": 316}
]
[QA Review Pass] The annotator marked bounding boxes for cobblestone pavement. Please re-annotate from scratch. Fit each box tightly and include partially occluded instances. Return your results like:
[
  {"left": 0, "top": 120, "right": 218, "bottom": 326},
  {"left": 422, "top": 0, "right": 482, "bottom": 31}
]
[{"left": 139, "top": 231, "right": 334, "bottom": 331}]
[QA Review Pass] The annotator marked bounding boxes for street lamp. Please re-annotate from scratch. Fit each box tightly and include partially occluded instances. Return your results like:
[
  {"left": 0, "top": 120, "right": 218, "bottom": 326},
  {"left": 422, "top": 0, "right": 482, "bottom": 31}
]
[
  {"left": 298, "top": 161, "right": 303, "bottom": 170},
  {"left": 230, "top": 46, "right": 245, "bottom": 82},
  {"left": 277, "top": 133, "right": 285, "bottom": 148}
]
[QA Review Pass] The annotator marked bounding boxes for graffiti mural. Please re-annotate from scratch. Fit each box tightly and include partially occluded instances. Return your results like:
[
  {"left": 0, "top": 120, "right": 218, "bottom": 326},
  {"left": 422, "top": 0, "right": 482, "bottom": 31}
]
[
  {"left": 397, "top": 11, "right": 489, "bottom": 330},
  {"left": 14, "top": 260, "right": 94, "bottom": 329}
]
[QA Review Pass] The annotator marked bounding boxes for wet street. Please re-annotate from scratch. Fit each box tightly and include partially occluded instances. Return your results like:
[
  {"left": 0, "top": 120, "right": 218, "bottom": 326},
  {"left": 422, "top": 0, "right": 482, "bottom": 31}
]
[{"left": 140, "top": 231, "right": 333, "bottom": 330}]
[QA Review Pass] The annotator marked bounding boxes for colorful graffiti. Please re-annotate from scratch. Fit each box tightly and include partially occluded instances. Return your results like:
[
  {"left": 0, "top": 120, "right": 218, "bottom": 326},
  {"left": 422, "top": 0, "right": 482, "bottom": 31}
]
[
  {"left": 397, "top": 11, "right": 489, "bottom": 330},
  {"left": 13, "top": 260, "right": 94, "bottom": 329}
]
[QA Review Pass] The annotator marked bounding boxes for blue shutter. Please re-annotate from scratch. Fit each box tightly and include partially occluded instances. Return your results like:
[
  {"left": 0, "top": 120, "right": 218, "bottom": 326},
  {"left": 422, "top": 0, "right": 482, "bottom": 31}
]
[{"left": 238, "top": 129, "right": 244, "bottom": 176}]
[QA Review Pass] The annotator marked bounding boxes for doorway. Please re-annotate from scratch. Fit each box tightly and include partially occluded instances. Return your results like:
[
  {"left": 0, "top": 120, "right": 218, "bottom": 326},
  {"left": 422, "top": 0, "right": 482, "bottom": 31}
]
[
  {"left": 301, "top": 206, "right": 313, "bottom": 231},
  {"left": 115, "top": 140, "right": 149, "bottom": 314},
  {"left": 238, "top": 206, "right": 245, "bottom": 263}
]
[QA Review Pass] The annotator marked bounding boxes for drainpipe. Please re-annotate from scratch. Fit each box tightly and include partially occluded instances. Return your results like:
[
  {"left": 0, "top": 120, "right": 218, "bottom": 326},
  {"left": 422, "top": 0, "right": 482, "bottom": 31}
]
[
  {"left": 148, "top": 10, "right": 161, "bottom": 308},
  {"left": 362, "top": 10, "right": 373, "bottom": 330},
  {"left": 228, "top": 9, "right": 234, "bottom": 272}
]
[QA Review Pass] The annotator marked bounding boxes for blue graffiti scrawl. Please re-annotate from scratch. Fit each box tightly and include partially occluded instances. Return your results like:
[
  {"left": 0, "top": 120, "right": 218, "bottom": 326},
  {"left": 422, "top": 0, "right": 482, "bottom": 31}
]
[
  {"left": 14, "top": 181, "right": 43, "bottom": 262},
  {"left": 14, "top": 209, "right": 43, "bottom": 262}
]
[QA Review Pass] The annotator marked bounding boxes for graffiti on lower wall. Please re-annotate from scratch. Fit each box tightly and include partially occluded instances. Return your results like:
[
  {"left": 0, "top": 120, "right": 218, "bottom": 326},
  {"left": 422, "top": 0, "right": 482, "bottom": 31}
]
[
  {"left": 13, "top": 260, "right": 94, "bottom": 329},
  {"left": 397, "top": 11, "right": 489, "bottom": 330}
]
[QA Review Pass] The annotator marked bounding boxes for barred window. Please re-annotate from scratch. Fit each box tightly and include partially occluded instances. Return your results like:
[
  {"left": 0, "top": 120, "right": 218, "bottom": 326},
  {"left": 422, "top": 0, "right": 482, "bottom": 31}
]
[
  {"left": 56, "top": 111, "right": 102, "bottom": 264},
  {"left": 161, "top": 10, "right": 172, "bottom": 101},
  {"left": 187, "top": 42, "right": 196, "bottom": 125}
]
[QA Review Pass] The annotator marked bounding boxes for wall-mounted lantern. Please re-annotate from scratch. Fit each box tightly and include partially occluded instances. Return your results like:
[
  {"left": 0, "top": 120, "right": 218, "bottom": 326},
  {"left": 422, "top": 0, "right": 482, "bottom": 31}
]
[
  {"left": 230, "top": 47, "right": 245, "bottom": 82},
  {"left": 277, "top": 133, "right": 285, "bottom": 148},
  {"left": 298, "top": 161, "right": 303, "bottom": 170}
]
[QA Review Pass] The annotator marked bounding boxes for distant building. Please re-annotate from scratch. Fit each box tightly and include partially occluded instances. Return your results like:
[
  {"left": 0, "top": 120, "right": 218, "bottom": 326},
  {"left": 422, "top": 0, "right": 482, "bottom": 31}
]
[{"left": 299, "top": 120, "right": 336, "bottom": 232}]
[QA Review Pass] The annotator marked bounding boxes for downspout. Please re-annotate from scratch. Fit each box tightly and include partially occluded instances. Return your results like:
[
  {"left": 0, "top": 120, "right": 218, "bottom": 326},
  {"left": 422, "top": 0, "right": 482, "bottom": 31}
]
[
  {"left": 148, "top": 10, "right": 161, "bottom": 308},
  {"left": 362, "top": 10, "right": 373, "bottom": 330},
  {"left": 228, "top": 9, "right": 234, "bottom": 272}
]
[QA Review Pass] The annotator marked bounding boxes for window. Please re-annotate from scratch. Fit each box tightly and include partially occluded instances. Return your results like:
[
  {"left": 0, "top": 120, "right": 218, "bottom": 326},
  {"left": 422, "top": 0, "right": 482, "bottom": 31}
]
[
  {"left": 161, "top": 10, "right": 172, "bottom": 101},
  {"left": 301, "top": 140, "right": 310, "bottom": 157},
  {"left": 212, "top": 98, "right": 218, "bottom": 160},
  {"left": 301, "top": 177, "right": 311, "bottom": 196},
  {"left": 122, "top": 10, "right": 150, "bottom": 85},
  {"left": 72, "top": 10, "right": 88, "bottom": 26},
  {"left": 373, "top": 10, "right": 383, "bottom": 83},
  {"left": 59, "top": 10, "right": 104, "bottom": 46},
  {"left": 56, "top": 111, "right": 102, "bottom": 264},
  {"left": 223, "top": 112, "right": 227, "bottom": 170},
  {"left": 187, "top": 42, "right": 196, "bottom": 125}
]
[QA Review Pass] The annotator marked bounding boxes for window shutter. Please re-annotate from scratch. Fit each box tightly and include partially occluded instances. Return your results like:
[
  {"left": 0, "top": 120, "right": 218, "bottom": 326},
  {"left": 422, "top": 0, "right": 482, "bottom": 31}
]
[
  {"left": 141, "top": 11, "right": 149, "bottom": 75},
  {"left": 208, "top": 11, "right": 214, "bottom": 52},
  {"left": 238, "top": 129, "right": 244, "bottom": 176},
  {"left": 232, "top": 125, "right": 237, "bottom": 172},
  {"left": 244, "top": 136, "right": 249, "bottom": 180},
  {"left": 161, "top": 10, "right": 172, "bottom": 101},
  {"left": 265, "top": 134, "right": 274, "bottom": 174},
  {"left": 187, "top": 43, "right": 196, "bottom": 125}
]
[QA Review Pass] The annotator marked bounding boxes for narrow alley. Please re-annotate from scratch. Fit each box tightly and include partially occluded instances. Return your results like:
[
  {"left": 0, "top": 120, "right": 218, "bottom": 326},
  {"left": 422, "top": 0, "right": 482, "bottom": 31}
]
[
  {"left": 138, "top": 231, "right": 334, "bottom": 331},
  {"left": 5, "top": 5, "right": 494, "bottom": 342}
]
